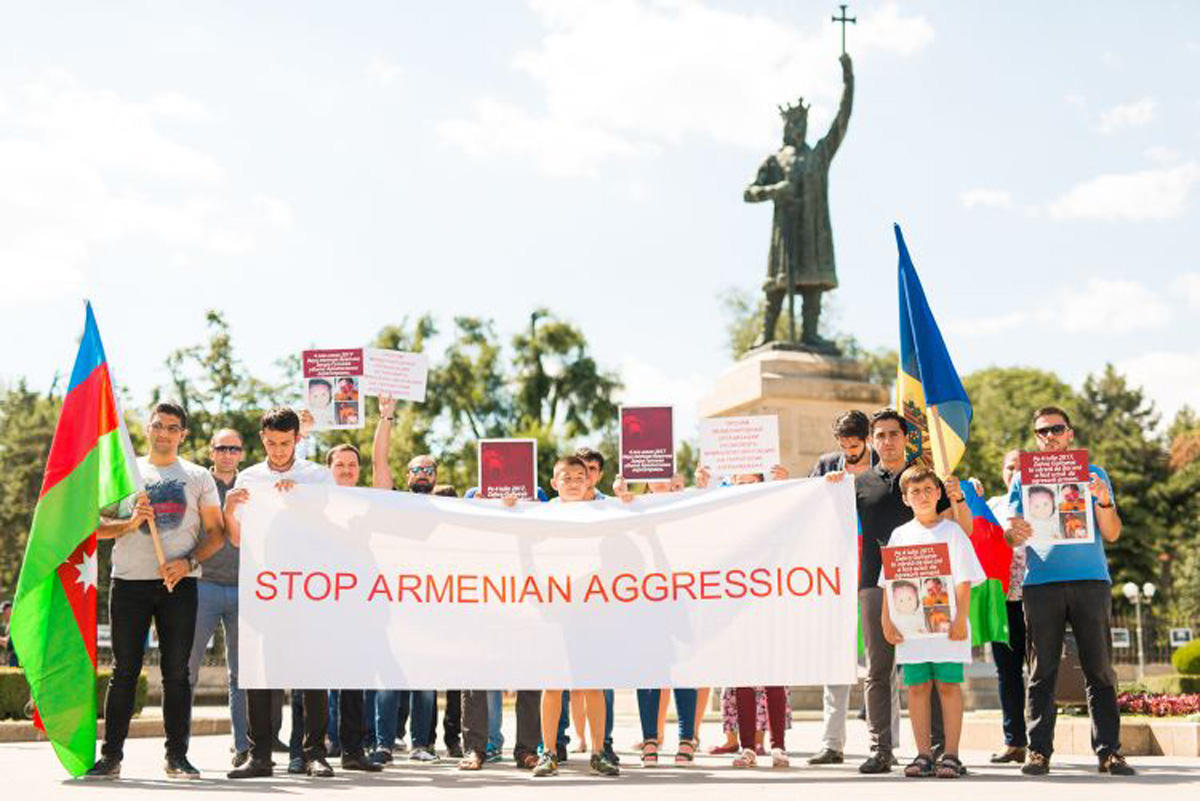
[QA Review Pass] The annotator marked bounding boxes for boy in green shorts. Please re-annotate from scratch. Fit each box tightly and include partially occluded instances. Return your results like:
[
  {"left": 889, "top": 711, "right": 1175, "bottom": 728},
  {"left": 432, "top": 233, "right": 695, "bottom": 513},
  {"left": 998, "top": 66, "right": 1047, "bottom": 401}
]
[{"left": 880, "top": 464, "right": 984, "bottom": 779}]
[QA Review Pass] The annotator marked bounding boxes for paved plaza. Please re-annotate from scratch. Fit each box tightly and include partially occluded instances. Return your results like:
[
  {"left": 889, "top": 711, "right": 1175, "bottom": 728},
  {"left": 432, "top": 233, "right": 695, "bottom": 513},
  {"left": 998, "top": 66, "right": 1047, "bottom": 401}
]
[{"left": 2, "top": 712, "right": 1196, "bottom": 799}]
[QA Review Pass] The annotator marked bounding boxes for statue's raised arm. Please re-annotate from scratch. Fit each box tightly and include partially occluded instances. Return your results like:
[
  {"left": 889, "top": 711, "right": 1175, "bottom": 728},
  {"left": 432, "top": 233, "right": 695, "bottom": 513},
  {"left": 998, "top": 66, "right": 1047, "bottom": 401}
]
[{"left": 819, "top": 53, "right": 854, "bottom": 158}]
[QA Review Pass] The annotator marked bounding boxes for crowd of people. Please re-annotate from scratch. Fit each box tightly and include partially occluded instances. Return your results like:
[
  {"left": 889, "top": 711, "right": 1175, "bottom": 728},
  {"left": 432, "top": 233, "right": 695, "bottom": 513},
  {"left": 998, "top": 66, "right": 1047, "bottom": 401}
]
[{"left": 74, "top": 394, "right": 1135, "bottom": 781}]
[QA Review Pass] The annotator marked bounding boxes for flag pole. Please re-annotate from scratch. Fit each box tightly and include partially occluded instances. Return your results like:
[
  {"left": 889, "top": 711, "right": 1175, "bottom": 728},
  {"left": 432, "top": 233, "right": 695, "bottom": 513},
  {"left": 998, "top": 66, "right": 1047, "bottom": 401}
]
[{"left": 928, "top": 403, "right": 952, "bottom": 479}]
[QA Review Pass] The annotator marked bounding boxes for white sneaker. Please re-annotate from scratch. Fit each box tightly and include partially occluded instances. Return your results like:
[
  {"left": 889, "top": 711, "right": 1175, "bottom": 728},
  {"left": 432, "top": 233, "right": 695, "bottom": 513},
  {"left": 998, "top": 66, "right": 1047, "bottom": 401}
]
[
  {"left": 771, "top": 748, "right": 790, "bottom": 768},
  {"left": 394, "top": 738, "right": 409, "bottom": 753},
  {"left": 410, "top": 748, "right": 440, "bottom": 763}
]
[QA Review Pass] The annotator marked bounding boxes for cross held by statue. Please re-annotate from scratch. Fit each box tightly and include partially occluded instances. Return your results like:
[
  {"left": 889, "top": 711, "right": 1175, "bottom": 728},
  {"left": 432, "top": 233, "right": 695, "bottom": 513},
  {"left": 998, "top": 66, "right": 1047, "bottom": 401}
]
[{"left": 832, "top": 4, "right": 856, "bottom": 54}]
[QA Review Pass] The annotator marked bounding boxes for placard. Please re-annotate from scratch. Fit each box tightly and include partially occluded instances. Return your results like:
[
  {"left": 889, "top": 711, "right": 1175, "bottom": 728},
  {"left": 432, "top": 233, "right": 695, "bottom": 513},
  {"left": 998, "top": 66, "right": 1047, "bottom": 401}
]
[
  {"left": 478, "top": 439, "right": 537, "bottom": 500},
  {"left": 699, "top": 415, "right": 780, "bottom": 478},
  {"left": 1170, "top": 627, "right": 1194, "bottom": 648},
  {"left": 1111, "top": 627, "right": 1131, "bottom": 648},
  {"left": 619, "top": 405, "right": 674, "bottom": 482},
  {"left": 302, "top": 348, "right": 364, "bottom": 431},
  {"left": 1019, "top": 449, "right": 1095, "bottom": 546},
  {"left": 362, "top": 348, "right": 428, "bottom": 402},
  {"left": 881, "top": 542, "right": 955, "bottom": 640}
]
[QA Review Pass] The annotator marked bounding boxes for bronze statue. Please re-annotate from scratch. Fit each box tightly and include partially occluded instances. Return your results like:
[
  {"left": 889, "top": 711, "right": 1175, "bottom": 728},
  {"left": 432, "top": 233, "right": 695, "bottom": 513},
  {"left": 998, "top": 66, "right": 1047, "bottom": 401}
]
[{"left": 744, "top": 52, "right": 853, "bottom": 350}]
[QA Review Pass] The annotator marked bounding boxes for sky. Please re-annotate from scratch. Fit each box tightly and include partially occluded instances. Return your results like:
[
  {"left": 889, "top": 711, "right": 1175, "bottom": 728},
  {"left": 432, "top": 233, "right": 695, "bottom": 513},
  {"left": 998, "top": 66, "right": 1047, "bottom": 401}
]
[{"left": 2, "top": 0, "right": 1198, "bottom": 440}]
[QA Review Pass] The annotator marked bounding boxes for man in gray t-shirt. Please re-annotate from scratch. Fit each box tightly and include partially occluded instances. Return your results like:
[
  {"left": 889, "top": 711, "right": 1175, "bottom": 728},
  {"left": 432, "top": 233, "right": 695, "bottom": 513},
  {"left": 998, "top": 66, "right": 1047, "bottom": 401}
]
[
  {"left": 186, "top": 427, "right": 251, "bottom": 766},
  {"left": 89, "top": 402, "right": 226, "bottom": 780}
]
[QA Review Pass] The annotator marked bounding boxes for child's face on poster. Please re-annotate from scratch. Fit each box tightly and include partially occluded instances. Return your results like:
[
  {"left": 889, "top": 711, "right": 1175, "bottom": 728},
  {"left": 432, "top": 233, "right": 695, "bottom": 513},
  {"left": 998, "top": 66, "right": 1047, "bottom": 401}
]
[
  {"left": 893, "top": 585, "right": 919, "bottom": 614},
  {"left": 1029, "top": 489, "right": 1055, "bottom": 519}
]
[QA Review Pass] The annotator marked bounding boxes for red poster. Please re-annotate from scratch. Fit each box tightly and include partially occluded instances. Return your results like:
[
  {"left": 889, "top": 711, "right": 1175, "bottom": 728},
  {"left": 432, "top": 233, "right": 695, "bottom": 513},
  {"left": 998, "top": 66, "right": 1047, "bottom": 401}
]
[
  {"left": 301, "top": 348, "right": 364, "bottom": 431},
  {"left": 478, "top": 439, "right": 537, "bottom": 500},
  {"left": 619, "top": 405, "right": 674, "bottom": 482},
  {"left": 1019, "top": 449, "right": 1094, "bottom": 545},
  {"left": 881, "top": 542, "right": 955, "bottom": 640}
]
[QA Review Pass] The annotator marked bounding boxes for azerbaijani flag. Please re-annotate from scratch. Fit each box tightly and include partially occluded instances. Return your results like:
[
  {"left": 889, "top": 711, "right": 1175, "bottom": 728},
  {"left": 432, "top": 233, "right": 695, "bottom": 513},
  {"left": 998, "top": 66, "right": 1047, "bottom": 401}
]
[
  {"left": 895, "top": 224, "right": 971, "bottom": 479},
  {"left": 9, "top": 302, "right": 140, "bottom": 776},
  {"left": 961, "top": 481, "right": 1013, "bottom": 646},
  {"left": 893, "top": 224, "right": 1009, "bottom": 645}
]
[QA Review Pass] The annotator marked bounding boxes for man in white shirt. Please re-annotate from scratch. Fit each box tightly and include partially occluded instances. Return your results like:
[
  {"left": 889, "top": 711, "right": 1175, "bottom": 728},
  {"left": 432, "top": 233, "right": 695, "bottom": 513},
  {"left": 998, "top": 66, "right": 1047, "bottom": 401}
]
[{"left": 224, "top": 408, "right": 335, "bottom": 780}]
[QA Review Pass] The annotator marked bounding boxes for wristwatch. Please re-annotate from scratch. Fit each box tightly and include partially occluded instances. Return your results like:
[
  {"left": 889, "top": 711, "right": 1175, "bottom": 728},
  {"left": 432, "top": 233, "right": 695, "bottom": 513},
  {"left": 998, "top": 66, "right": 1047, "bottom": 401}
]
[{"left": 187, "top": 556, "right": 200, "bottom": 572}]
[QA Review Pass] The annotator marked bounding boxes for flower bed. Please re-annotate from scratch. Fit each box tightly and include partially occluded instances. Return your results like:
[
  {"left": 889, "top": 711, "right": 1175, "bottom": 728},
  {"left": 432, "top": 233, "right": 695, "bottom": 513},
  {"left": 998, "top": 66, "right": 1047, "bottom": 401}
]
[{"left": 1118, "top": 691, "right": 1200, "bottom": 717}]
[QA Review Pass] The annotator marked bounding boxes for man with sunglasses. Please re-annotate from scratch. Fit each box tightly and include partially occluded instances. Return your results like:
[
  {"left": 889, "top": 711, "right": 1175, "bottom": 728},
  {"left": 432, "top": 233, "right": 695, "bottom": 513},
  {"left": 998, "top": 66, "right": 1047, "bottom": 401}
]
[
  {"left": 369, "top": 394, "right": 443, "bottom": 765},
  {"left": 186, "top": 428, "right": 251, "bottom": 768},
  {"left": 1004, "top": 406, "right": 1133, "bottom": 777}
]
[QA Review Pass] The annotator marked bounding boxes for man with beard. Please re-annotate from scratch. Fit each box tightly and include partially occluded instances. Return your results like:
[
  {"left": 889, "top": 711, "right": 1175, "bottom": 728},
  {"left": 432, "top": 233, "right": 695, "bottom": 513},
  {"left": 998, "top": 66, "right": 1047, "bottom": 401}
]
[
  {"left": 807, "top": 410, "right": 898, "bottom": 766},
  {"left": 369, "top": 394, "right": 442, "bottom": 764}
]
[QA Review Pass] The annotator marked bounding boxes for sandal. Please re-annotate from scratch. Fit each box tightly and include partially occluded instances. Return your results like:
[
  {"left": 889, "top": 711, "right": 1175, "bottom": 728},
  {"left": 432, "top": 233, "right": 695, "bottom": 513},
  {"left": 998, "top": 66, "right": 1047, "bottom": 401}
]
[
  {"left": 458, "top": 752, "right": 483, "bottom": 771},
  {"left": 904, "top": 754, "right": 935, "bottom": 778},
  {"left": 675, "top": 739, "right": 695, "bottom": 766},
  {"left": 935, "top": 754, "right": 963, "bottom": 779},
  {"left": 641, "top": 738, "right": 659, "bottom": 767},
  {"left": 517, "top": 753, "right": 539, "bottom": 770},
  {"left": 708, "top": 742, "right": 738, "bottom": 755},
  {"left": 732, "top": 747, "right": 757, "bottom": 768}
]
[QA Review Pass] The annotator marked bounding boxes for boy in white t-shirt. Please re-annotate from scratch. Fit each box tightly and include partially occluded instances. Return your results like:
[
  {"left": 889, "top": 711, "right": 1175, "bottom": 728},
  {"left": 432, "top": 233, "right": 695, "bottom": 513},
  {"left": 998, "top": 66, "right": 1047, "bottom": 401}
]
[{"left": 880, "top": 464, "right": 984, "bottom": 779}]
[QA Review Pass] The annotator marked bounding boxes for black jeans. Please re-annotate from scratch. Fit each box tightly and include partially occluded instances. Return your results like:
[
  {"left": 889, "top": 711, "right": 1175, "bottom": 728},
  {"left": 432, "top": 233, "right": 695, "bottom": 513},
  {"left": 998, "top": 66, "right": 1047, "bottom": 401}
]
[
  {"left": 428, "top": 690, "right": 462, "bottom": 749},
  {"left": 102, "top": 578, "right": 197, "bottom": 761},
  {"left": 990, "top": 600, "right": 1028, "bottom": 747},
  {"left": 461, "top": 690, "right": 542, "bottom": 761},
  {"left": 339, "top": 690, "right": 368, "bottom": 757},
  {"left": 250, "top": 688, "right": 327, "bottom": 764},
  {"left": 1024, "top": 580, "right": 1121, "bottom": 757}
]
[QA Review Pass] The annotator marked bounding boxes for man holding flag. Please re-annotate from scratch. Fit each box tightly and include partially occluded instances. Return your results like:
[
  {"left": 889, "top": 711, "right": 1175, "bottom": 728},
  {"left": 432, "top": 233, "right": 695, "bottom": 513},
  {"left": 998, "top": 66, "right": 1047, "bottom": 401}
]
[{"left": 87, "top": 400, "right": 227, "bottom": 778}]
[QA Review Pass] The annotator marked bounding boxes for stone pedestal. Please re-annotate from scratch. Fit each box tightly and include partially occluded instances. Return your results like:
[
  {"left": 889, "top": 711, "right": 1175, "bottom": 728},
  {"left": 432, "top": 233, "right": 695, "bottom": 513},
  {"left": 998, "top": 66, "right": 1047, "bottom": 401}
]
[{"left": 698, "top": 347, "right": 890, "bottom": 478}]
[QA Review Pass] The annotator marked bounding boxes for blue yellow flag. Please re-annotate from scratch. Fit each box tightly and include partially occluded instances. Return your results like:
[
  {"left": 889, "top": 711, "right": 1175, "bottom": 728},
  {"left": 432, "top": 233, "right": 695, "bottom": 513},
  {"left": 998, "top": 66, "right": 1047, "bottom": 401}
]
[{"left": 894, "top": 224, "right": 972, "bottom": 478}]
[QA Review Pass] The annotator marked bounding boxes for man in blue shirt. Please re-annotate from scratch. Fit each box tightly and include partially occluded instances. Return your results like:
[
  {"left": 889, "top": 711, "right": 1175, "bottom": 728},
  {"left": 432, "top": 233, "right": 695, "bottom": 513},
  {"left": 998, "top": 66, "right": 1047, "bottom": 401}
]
[{"left": 1005, "top": 406, "right": 1133, "bottom": 777}]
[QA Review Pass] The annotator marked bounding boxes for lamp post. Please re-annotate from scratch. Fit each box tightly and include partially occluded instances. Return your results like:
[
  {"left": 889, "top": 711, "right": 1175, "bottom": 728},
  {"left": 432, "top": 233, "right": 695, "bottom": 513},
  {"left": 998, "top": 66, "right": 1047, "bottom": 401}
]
[{"left": 1122, "top": 581, "right": 1157, "bottom": 681}]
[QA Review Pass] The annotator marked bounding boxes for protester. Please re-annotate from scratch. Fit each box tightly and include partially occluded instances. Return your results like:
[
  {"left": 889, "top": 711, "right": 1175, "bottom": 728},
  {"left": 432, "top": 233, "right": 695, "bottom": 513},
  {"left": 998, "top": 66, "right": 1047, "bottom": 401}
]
[
  {"left": 369, "top": 394, "right": 441, "bottom": 764},
  {"left": 320, "top": 444, "right": 384, "bottom": 773},
  {"left": 807, "top": 409, "right": 898, "bottom": 766},
  {"left": 1004, "top": 406, "right": 1133, "bottom": 776},
  {"left": 88, "top": 402, "right": 227, "bottom": 780},
  {"left": 186, "top": 428, "right": 249, "bottom": 768},
  {"left": 225, "top": 408, "right": 336, "bottom": 779},
  {"left": 881, "top": 464, "right": 984, "bottom": 779},
  {"left": 0, "top": 600, "right": 13, "bottom": 667},
  {"left": 825, "top": 408, "right": 971, "bottom": 774},
  {"left": 531, "top": 456, "right": 621, "bottom": 777},
  {"left": 986, "top": 449, "right": 1028, "bottom": 764}
]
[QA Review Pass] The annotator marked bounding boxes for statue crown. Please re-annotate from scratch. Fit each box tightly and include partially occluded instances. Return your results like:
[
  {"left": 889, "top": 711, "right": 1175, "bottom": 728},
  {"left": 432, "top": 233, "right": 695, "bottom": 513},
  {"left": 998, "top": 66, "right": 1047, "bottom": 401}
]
[{"left": 778, "top": 98, "right": 810, "bottom": 123}]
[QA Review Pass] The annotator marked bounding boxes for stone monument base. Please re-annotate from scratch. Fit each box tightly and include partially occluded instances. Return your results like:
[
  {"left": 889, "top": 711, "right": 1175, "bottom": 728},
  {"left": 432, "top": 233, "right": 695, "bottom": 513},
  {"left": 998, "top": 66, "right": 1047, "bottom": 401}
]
[{"left": 698, "top": 347, "right": 890, "bottom": 478}]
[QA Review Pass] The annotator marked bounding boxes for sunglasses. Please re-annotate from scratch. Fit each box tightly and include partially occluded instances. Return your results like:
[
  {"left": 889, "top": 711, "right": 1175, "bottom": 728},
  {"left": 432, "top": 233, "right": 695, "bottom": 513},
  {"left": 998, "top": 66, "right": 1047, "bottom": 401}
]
[
  {"left": 213, "top": 445, "right": 243, "bottom": 454},
  {"left": 409, "top": 466, "right": 437, "bottom": 476},
  {"left": 1034, "top": 423, "right": 1069, "bottom": 438}
]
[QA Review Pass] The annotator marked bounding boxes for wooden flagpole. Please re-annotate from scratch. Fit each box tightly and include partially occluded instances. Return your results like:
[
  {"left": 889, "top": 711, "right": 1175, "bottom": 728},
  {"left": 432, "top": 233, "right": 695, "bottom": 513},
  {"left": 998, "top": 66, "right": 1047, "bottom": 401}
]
[{"left": 927, "top": 403, "right": 952, "bottom": 479}]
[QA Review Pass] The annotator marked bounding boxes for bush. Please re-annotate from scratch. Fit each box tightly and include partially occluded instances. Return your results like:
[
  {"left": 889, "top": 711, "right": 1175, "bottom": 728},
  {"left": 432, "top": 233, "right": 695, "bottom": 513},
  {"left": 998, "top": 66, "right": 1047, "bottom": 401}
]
[
  {"left": 1173, "top": 639, "right": 1200, "bottom": 675},
  {"left": 0, "top": 667, "right": 148, "bottom": 720},
  {"left": 1134, "top": 674, "right": 1200, "bottom": 695}
]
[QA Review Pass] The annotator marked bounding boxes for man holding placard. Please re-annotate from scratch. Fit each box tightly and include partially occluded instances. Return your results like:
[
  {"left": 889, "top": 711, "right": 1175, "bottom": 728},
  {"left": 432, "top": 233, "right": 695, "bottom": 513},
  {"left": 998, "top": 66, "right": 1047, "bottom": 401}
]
[
  {"left": 1004, "top": 406, "right": 1132, "bottom": 776},
  {"left": 89, "top": 402, "right": 226, "bottom": 780}
]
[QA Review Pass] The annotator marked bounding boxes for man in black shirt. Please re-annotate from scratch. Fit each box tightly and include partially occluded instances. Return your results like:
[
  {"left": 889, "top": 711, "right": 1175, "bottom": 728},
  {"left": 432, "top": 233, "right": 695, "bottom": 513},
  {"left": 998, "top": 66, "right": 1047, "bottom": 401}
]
[{"left": 826, "top": 409, "right": 971, "bottom": 773}]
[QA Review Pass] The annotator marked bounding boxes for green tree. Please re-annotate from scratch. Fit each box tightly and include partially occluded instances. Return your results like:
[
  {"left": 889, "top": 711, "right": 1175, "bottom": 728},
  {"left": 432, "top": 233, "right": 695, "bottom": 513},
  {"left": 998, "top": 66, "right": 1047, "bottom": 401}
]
[
  {"left": 958, "top": 367, "right": 1078, "bottom": 495},
  {"left": 1074, "top": 365, "right": 1169, "bottom": 587},
  {"left": 156, "top": 311, "right": 290, "bottom": 464},
  {"left": 0, "top": 383, "right": 59, "bottom": 597}
]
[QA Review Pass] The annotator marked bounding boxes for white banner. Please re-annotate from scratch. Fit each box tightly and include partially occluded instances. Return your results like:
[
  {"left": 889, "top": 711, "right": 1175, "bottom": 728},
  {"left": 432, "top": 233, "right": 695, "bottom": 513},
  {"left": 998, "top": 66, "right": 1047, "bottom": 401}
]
[{"left": 238, "top": 478, "right": 858, "bottom": 689}]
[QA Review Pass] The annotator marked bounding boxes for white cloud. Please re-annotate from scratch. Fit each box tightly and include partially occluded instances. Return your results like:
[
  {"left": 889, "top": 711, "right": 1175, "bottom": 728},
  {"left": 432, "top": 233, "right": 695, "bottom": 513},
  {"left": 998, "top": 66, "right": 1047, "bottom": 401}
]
[
  {"left": 439, "top": 0, "right": 933, "bottom": 178},
  {"left": 944, "top": 311, "right": 1026, "bottom": 338},
  {"left": 1096, "top": 97, "right": 1155, "bottom": 134},
  {"left": 254, "top": 194, "right": 294, "bottom": 228},
  {"left": 960, "top": 187, "right": 1012, "bottom": 209},
  {"left": 1171, "top": 272, "right": 1200, "bottom": 310},
  {"left": 1144, "top": 145, "right": 1181, "bottom": 164},
  {"left": 1047, "top": 161, "right": 1200, "bottom": 221},
  {"left": 617, "top": 355, "right": 708, "bottom": 439},
  {"left": 947, "top": 278, "right": 1172, "bottom": 337},
  {"left": 1116, "top": 350, "right": 1200, "bottom": 424},
  {"left": 1056, "top": 278, "right": 1172, "bottom": 333},
  {"left": 367, "top": 56, "right": 403, "bottom": 87},
  {"left": 0, "top": 71, "right": 285, "bottom": 308}
]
